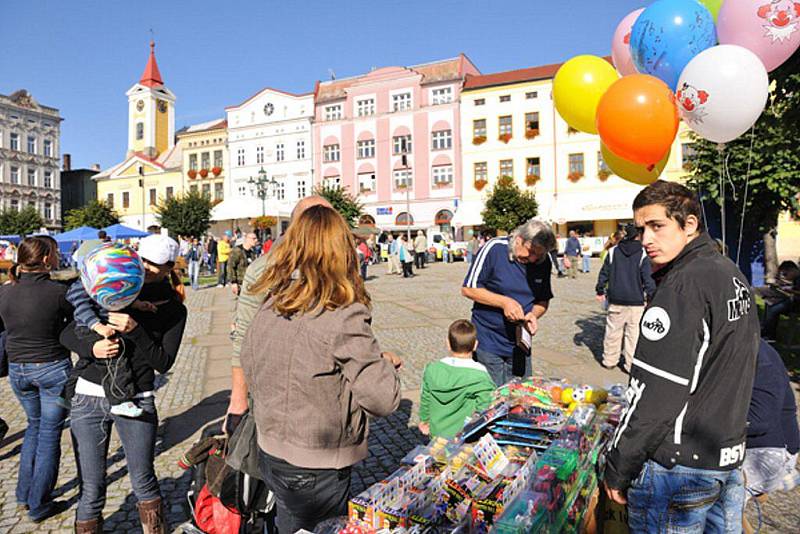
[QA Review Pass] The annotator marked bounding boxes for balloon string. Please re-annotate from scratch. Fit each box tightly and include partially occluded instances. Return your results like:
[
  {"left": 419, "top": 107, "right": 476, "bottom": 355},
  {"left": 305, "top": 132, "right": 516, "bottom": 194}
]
[
  {"left": 718, "top": 144, "right": 726, "bottom": 255},
  {"left": 736, "top": 126, "right": 757, "bottom": 266}
]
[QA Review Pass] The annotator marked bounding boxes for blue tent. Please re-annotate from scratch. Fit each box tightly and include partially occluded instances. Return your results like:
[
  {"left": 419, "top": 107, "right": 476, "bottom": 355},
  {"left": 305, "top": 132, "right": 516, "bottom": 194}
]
[
  {"left": 53, "top": 226, "right": 100, "bottom": 242},
  {"left": 0, "top": 235, "right": 21, "bottom": 244},
  {"left": 102, "top": 223, "right": 149, "bottom": 239}
]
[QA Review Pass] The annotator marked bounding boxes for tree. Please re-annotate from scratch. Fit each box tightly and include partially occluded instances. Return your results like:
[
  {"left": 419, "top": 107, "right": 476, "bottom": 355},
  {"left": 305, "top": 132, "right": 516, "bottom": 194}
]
[
  {"left": 480, "top": 176, "right": 539, "bottom": 233},
  {"left": 154, "top": 190, "right": 213, "bottom": 238},
  {"left": 0, "top": 206, "right": 44, "bottom": 236},
  {"left": 313, "top": 184, "right": 363, "bottom": 227},
  {"left": 64, "top": 200, "right": 119, "bottom": 230},
  {"left": 686, "top": 49, "right": 800, "bottom": 282}
]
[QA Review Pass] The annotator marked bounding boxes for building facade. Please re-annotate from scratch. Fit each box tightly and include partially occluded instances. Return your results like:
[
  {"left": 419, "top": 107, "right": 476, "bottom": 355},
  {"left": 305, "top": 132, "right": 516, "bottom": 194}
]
[
  {"left": 93, "top": 41, "right": 183, "bottom": 231},
  {"left": 60, "top": 154, "right": 99, "bottom": 219},
  {"left": 177, "top": 119, "right": 227, "bottom": 204},
  {"left": 0, "top": 90, "right": 63, "bottom": 230},
  {"left": 458, "top": 63, "right": 692, "bottom": 239},
  {"left": 313, "top": 55, "right": 480, "bottom": 233}
]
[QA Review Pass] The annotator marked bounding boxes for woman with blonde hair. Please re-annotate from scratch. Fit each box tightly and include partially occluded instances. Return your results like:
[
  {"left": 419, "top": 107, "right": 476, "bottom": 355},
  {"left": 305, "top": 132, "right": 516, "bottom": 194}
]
[{"left": 242, "top": 205, "right": 401, "bottom": 534}]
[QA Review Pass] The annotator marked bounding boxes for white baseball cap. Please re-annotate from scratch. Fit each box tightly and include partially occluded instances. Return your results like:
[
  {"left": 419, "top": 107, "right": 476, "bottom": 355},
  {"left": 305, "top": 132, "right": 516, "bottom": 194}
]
[{"left": 138, "top": 234, "right": 179, "bottom": 265}]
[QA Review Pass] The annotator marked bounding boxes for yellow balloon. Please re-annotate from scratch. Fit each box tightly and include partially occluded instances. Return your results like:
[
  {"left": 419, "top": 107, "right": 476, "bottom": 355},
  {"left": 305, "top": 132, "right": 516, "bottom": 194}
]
[
  {"left": 601, "top": 143, "right": 670, "bottom": 185},
  {"left": 553, "top": 55, "right": 618, "bottom": 134}
]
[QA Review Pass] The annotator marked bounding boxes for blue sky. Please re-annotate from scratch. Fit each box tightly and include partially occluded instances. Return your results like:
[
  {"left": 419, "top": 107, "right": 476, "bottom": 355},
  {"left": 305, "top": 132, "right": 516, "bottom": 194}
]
[{"left": 0, "top": 0, "right": 643, "bottom": 169}]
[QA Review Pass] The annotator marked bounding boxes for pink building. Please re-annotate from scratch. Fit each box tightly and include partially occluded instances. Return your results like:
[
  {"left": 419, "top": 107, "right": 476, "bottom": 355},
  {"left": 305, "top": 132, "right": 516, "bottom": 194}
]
[{"left": 313, "top": 55, "right": 480, "bottom": 233}]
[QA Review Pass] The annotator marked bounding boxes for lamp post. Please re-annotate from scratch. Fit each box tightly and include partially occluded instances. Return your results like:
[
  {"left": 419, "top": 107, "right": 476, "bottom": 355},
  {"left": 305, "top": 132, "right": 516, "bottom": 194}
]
[
  {"left": 247, "top": 166, "right": 278, "bottom": 238},
  {"left": 400, "top": 138, "right": 411, "bottom": 243}
]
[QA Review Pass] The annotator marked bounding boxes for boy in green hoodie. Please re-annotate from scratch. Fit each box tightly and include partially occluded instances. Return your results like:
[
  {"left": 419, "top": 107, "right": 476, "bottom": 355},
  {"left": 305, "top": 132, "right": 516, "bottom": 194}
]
[{"left": 419, "top": 320, "right": 497, "bottom": 439}]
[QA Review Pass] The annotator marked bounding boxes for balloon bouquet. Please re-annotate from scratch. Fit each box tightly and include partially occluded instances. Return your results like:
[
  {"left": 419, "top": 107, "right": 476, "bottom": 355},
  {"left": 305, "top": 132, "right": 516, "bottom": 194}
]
[{"left": 553, "top": 0, "right": 799, "bottom": 185}]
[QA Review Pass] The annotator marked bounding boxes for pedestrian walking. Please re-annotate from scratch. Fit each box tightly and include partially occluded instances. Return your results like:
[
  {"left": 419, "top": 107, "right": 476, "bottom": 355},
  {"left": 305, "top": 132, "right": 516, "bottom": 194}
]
[
  {"left": 241, "top": 204, "right": 401, "bottom": 534},
  {"left": 414, "top": 230, "right": 427, "bottom": 270},
  {"left": 206, "top": 235, "right": 217, "bottom": 275},
  {"left": 400, "top": 235, "right": 414, "bottom": 278},
  {"left": 61, "top": 234, "right": 187, "bottom": 534},
  {"left": 0, "top": 236, "right": 74, "bottom": 523},
  {"left": 357, "top": 238, "right": 371, "bottom": 280},
  {"left": 185, "top": 237, "right": 203, "bottom": 290},
  {"left": 595, "top": 224, "right": 656, "bottom": 371},
  {"left": 466, "top": 235, "right": 479, "bottom": 266},
  {"left": 564, "top": 230, "right": 581, "bottom": 279},
  {"left": 385, "top": 235, "right": 400, "bottom": 275},
  {"left": 227, "top": 232, "right": 258, "bottom": 296},
  {"left": 217, "top": 233, "right": 232, "bottom": 287},
  {"left": 581, "top": 238, "right": 592, "bottom": 273}
]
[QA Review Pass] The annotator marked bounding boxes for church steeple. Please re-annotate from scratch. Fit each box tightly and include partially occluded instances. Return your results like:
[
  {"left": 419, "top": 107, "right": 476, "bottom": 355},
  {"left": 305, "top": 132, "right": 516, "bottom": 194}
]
[{"left": 139, "top": 41, "right": 164, "bottom": 88}]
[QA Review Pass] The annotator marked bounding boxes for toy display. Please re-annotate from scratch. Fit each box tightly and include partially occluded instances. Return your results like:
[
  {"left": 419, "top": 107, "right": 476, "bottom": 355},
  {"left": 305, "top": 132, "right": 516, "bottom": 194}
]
[{"left": 79, "top": 242, "right": 145, "bottom": 311}]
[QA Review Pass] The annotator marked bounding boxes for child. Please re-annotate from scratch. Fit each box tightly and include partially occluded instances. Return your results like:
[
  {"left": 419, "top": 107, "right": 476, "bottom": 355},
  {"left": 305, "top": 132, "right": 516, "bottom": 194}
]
[
  {"left": 419, "top": 320, "right": 496, "bottom": 439},
  {"left": 65, "top": 279, "right": 156, "bottom": 417}
]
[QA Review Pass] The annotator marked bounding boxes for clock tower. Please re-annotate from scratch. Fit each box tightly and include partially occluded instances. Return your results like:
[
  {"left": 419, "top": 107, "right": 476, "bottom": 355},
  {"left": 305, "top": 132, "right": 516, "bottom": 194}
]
[{"left": 125, "top": 41, "right": 176, "bottom": 159}]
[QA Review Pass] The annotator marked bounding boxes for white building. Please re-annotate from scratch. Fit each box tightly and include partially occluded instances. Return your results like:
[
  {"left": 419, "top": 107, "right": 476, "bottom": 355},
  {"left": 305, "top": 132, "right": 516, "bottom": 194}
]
[
  {"left": 215, "top": 88, "right": 314, "bottom": 232},
  {"left": 0, "top": 90, "right": 63, "bottom": 230}
]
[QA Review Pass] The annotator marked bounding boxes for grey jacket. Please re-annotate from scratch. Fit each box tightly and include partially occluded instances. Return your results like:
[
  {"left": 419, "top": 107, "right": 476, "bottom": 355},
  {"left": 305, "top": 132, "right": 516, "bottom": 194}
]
[{"left": 240, "top": 300, "right": 400, "bottom": 469}]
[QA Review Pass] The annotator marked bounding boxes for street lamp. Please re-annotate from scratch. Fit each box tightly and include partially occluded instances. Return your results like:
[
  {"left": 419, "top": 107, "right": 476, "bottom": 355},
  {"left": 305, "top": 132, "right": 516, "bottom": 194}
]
[{"left": 247, "top": 166, "right": 278, "bottom": 217}]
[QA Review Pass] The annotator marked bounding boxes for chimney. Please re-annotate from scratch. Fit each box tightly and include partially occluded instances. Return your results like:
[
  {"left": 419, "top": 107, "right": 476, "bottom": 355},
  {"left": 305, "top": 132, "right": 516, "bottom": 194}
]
[
  {"left": 91, "top": 163, "right": 100, "bottom": 171},
  {"left": 63, "top": 153, "right": 71, "bottom": 171}
]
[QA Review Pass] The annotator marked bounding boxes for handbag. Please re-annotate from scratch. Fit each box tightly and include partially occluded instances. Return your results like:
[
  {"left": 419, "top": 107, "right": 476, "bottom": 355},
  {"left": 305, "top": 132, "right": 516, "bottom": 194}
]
[{"left": 225, "top": 408, "right": 263, "bottom": 482}]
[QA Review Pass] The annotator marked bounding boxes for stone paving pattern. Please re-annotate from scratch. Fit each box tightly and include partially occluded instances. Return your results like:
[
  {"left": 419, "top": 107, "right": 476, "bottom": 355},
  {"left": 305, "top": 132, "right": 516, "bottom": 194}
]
[{"left": 0, "top": 260, "right": 797, "bottom": 532}]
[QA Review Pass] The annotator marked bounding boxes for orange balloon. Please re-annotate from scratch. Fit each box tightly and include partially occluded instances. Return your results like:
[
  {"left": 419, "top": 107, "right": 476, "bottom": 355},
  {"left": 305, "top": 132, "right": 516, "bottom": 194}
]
[{"left": 596, "top": 74, "right": 679, "bottom": 166}]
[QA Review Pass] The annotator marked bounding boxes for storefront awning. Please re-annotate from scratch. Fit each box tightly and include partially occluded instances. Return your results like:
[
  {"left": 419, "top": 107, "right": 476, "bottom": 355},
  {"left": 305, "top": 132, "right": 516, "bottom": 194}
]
[
  {"left": 211, "top": 197, "right": 292, "bottom": 221},
  {"left": 545, "top": 187, "right": 641, "bottom": 223},
  {"left": 451, "top": 201, "right": 485, "bottom": 227}
]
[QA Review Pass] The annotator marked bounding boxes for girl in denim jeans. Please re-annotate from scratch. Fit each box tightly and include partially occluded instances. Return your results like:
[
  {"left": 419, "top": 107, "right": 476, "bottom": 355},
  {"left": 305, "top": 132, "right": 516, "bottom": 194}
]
[{"left": 0, "top": 236, "right": 74, "bottom": 523}]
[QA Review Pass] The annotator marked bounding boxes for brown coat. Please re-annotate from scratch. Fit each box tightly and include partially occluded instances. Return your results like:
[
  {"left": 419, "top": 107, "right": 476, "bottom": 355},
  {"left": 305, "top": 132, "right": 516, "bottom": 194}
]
[{"left": 241, "top": 300, "right": 401, "bottom": 469}]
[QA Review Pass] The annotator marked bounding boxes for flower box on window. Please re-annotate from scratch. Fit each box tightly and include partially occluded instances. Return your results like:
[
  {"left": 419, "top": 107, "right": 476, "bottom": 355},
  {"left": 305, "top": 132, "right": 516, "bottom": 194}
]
[
  {"left": 472, "top": 135, "right": 486, "bottom": 145},
  {"left": 525, "top": 128, "right": 540, "bottom": 139},
  {"left": 474, "top": 178, "right": 488, "bottom": 191},
  {"left": 567, "top": 171, "right": 583, "bottom": 182},
  {"left": 360, "top": 186, "right": 374, "bottom": 194},
  {"left": 597, "top": 169, "right": 612, "bottom": 181},
  {"left": 567, "top": 126, "right": 578, "bottom": 135},
  {"left": 187, "top": 169, "right": 197, "bottom": 179},
  {"left": 498, "top": 133, "right": 512, "bottom": 144},
  {"left": 199, "top": 168, "right": 209, "bottom": 178},
  {"left": 211, "top": 166, "right": 222, "bottom": 177},
  {"left": 525, "top": 174, "right": 540, "bottom": 186}
]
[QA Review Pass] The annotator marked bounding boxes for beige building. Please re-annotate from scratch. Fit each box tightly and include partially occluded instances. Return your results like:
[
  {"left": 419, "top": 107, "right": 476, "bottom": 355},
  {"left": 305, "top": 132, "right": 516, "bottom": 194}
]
[{"left": 176, "top": 119, "right": 227, "bottom": 204}]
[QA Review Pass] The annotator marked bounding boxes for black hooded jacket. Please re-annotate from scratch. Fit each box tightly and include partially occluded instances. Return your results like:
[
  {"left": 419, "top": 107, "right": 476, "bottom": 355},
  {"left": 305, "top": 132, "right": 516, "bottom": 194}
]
[{"left": 595, "top": 239, "right": 656, "bottom": 306}]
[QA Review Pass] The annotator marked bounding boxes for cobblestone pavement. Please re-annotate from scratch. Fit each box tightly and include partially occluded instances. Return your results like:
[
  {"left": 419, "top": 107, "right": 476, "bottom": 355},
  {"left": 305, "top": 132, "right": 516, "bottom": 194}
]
[{"left": 0, "top": 260, "right": 797, "bottom": 532}]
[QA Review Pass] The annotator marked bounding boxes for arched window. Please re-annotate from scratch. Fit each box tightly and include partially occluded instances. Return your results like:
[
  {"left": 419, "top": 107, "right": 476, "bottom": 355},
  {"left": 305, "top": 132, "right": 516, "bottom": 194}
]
[
  {"left": 435, "top": 210, "right": 453, "bottom": 225},
  {"left": 396, "top": 212, "right": 414, "bottom": 226}
]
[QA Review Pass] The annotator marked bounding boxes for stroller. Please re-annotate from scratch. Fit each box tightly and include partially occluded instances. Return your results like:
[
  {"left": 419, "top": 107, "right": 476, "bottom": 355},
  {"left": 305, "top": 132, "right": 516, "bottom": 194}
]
[{"left": 180, "top": 422, "right": 275, "bottom": 534}]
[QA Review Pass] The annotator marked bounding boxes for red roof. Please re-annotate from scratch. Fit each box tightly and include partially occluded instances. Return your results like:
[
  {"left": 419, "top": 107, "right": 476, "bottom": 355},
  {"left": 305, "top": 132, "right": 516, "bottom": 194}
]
[
  {"left": 139, "top": 41, "right": 164, "bottom": 88},
  {"left": 463, "top": 56, "right": 612, "bottom": 91}
]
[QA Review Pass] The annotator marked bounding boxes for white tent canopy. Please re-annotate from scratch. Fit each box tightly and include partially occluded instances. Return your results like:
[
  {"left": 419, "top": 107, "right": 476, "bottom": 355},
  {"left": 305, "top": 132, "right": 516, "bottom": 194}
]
[{"left": 210, "top": 197, "right": 292, "bottom": 221}]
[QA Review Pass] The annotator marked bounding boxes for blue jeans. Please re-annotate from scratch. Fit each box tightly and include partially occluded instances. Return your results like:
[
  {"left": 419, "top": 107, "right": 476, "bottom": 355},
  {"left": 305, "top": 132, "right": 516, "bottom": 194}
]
[
  {"left": 188, "top": 259, "right": 200, "bottom": 290},
  {"left": 474, "top": 347, "right": 531, "bottom": 386},
  {"left": 582, "top": 255, "right": 591, "bottom": 272},
  {"left": 466, "top": 251, "right": 473, "bottom": 265},
  {"left": 762, "top": 298, "right": 795, "bottom": 339},
  {"left": 70, "top": 393, "right": 160, "bottom": 520},
  {"left": 627, "top": 460, "right": 745, "bottom": 534},
  {"left": 8, "top": 358, "right": 71, "bottom": 520}
]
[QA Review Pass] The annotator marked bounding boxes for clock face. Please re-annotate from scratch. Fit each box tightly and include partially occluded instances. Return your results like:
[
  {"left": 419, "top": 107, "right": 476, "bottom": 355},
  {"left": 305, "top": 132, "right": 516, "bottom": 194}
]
[
  {"left": 158, "top": 100, "right": 168, "bottom": 113},
  {"left": 263, "top": 103, "right": 274, "bottom": 116},
  {"left": 136, "top": 100, "right": 144, "bottom": 112}
]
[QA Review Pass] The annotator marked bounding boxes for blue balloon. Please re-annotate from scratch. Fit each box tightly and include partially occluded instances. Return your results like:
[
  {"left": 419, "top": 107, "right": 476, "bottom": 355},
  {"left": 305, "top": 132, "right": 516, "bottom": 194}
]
[{"left": 630, "top": 0, "right": 717, "bottom": 91}]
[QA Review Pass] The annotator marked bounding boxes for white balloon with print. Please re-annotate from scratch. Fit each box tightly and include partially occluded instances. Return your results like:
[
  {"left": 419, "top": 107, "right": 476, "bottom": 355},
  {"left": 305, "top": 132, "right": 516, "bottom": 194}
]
[{"left": 675, "top": 45, "right": 770, "bottom": 144}]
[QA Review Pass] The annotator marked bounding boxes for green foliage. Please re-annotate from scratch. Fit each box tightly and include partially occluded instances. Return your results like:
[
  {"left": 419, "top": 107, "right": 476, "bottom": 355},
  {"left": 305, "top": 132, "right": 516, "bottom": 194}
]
[
  {"left": 481, "top": 176, "right": 539, "bottom": 233},
  {"left": 154, "top": 190, "right": 213, "bottom": 238},
  {"left": 0, "top": 206, "right": 45, "bottom": 236},
  {"left": 312, "top": 184, "right": 363, "bottom": 228},
  {"left": 64, "top": 200, "right": 120, "bottom": 230}
]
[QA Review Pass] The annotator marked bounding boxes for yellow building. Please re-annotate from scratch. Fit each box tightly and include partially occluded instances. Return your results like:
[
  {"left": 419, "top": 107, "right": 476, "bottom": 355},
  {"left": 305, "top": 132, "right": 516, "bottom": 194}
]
[
  {"left": 93, "top": 41, "right": 183, "bottom": 230},
  {"left": 176, "top": 119, "right": 227, "bottom": 204}
]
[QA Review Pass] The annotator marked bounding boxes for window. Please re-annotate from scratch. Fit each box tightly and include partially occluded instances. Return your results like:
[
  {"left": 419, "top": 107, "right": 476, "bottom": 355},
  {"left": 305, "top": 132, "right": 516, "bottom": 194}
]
[
  {"left": 43, "top": 139, "right": 53, "bottom": 157},
  {"left": 44, "top": 170, "right": 53, "bottom": 188},
  {"left": 296, "top": 140, "right": 306, "bottom": 159},
  {"left": 136, "top": 122, "right": 144, "bottom": 140},
  {"left": 190, "top": 184, "right": 198, "bottom": 194},
  {"left": 256, "top": 146, "right": 264, "bottom": 164},
  {"left": 214, "top": 182, "right": 224, "bottom": 201},
  {"left": 432, "top": 165, "right": 453, "bottom": 185},
  {"left": 122, "top": 191, "right": 130, "bottom": 208},
  {"left": 324, "top": 105, "right": 342, "bottom": 121},
  {"left": 27, "top": 168, "right": 36, "bottom": 186},
  {"left": 27, "top": 136, "right": 36, "bottom": 154},
  {"left": 499, "top": 115, "right": 513, "bottom": 137},
  {"left": 323, "top": 176, "right": 341, "bottom": 189},
  {"left": 10, "top": 133, "right": 19, "bottom": 151},
  {"left": 393, "top": 169, "right": 413, "bottom": 189},
  {"left": 297, "top": 179, "right": 307, "bottom": 198},
  {"left": 474, "top": 98, "right": 485, "bottom": 106},
  {"left": 499, "top": 159, "right": 514, "bottom": 178},
  {"left": 474, "top": 161, "right": 487, "bottom": 182},
  {"left": 106, "top": 193, "right": 114, "bottom": 208},
  {"left": 10, "top": 166, "right": 19, "bottom": 184},
  {"left": 44, "top": 203, "right": 52, "bottom": 221},
  {"left": 276, "top": 143, "right": 284, "bottom": 162},
  {"left": 525, "top": 112, "right": 540, "bottom": 135},
  {"left": 499, "top": 95, "right": 511, "bottom": 103},
  {"left": 356, "top": 98, "right": 375, "bottom": 117},
  {"left": 526, "top": 157, "right": 541, "bottom": 178},
  {"left": 189, "top": 154, "right": 198, "bottom": 171},
  {"left": 214, "top": 150, "right": 223, "bottom": 168},
  {"left": 10, "top": 199, "right": 19, "bottom": 212},
  {"left": 432, "top": 87, "right": 453, "bottom": 105},
  {"left": 525, "top": 91, "right": 538, "bottom": 99},
  {"left": 201, "top": 152, "right": 210, "bottom": 169},
  {"left": 358, "top": 173, "right": 376, "bottom": 192},
  {"left": 323, "top": 144, "right": 340, "bottom": 162},
  {"left": 393, "top": 135, "right": 412, "bottom": 154},
  {"left": 431, "top": 130, "right": 452, "bottom": 150},
  {"left": 237, "top": 148, "right": 245, "bottom": 166},
  {"left": 597, "top": 151, "right": 610, "bottom": 173},
  {"left": 166, "top": 186, "right": 174, "bottom": 200},
  {"left": 568, "top": 153, "right": 585, "bottom": 175},
  {"left": 396, "top": 212, "right": 413, "bottom": 226},
  {"left": 392, "top": 92, "right": 411, "bottom": 112},
  {"left": 202, "top": 183, "right": 211, "bottom": 199},
  {"left": 682, "top": 143, "right": 697, "bottom": 169},
  {"left": 357, "top": 139, "right": 375, "bottom": 159},
  {"left": 473, "top": 119, "right": 486, "bottom": 138},
  {"left": 149, "top": 188, "right": 157, "bottom": 205},
  {"left": 275, "top": 179, "right": 285, "bottom": 201}
]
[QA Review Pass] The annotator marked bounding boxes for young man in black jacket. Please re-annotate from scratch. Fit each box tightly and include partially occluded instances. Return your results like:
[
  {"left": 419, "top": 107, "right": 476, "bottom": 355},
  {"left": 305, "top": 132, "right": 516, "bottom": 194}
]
[
  {"left": 595, "top": 224, "right": 656, "bottom": 371},
  {"left": 603, "top": 180, "right": 759, "bottom": 533}
]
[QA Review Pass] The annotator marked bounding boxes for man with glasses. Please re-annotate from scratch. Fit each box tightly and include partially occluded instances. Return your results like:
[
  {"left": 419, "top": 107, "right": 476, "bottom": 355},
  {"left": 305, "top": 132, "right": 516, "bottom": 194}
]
[{"left": 461, "top": 218, "right": 556, "bottom": 385}]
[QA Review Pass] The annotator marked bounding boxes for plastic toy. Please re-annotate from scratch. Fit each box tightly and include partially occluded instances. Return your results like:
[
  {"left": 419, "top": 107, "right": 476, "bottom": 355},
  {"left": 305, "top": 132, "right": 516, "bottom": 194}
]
[{"left": 80, "top": 243, "right": 144, "bottom": 311}]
